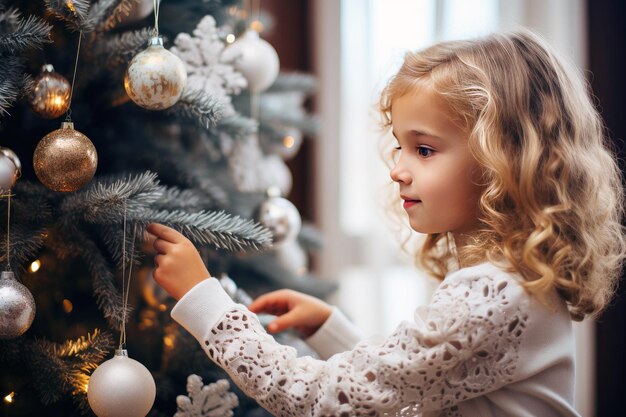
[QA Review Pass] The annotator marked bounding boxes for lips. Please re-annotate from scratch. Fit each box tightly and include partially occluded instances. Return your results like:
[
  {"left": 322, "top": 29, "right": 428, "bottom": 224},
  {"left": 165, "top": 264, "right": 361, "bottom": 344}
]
[{"left": 402, "top": 197, "right": 421, "bottom": 209}]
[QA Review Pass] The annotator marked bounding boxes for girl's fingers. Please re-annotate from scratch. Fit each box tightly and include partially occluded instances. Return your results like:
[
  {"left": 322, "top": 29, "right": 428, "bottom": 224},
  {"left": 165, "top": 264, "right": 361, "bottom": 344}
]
[
  {"left": 154, "top": 254, "right": 166, "bottom": 268},
  {"left": 146, "top": 223, "right": 183, "bottom": 244},
  {"left": 267, "top": 310, "right": 301, "bottom": 333},
  {"left": 249, "top": 291, "right": 290, "bottom": 314},
  {"left": 153, "top": 238, "right": 175, "bottom": 254}
]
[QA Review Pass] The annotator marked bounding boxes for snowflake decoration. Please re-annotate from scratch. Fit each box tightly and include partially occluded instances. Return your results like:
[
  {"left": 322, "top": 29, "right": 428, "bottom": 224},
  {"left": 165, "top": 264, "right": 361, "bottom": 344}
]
[
  {"left": 170, "top": 15, "right": 247, "bottom": 117},
  {"left": 174, "top": 375, "right": 239, "bottom": 417}
]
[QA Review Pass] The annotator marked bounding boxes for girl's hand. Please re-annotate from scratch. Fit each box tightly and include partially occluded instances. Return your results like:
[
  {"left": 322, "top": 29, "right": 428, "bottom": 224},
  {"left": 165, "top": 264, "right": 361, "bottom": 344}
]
[
  {"left": 248, "top": 289, "right": 333, "bottom": 338},
  {"left": 145, "top": 223, "right": 211, "bottom": 301}
]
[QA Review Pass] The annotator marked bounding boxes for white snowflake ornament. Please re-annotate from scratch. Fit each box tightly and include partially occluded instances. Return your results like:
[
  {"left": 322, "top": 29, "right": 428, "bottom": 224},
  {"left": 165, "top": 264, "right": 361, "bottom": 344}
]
[
  {"left": 174, "top": 375, "right": 238, "bottom": 417},
  {"left": 170, "top": 16, "right": 248, "bottom": 117}
]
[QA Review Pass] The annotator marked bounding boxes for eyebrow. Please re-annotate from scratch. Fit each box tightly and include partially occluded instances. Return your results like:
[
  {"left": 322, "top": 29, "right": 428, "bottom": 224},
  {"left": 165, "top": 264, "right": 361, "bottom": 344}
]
[{"left": 391, "top": 129, "right": 441, "bottom": 141}]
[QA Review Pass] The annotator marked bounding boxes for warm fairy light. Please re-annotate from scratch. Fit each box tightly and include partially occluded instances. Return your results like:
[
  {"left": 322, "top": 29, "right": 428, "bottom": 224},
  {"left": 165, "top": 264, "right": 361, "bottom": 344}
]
[
  {"left": 66, "top": 1, "right": 76, "bottom": 14},
  {"left": 226, "top": 34, "right": 236, "bottom": 44},
  {"left": 163, "top": 335, "right": 174, "bottom": 347},
  {"left": 159, "top": 304, "right": 167, "bottom": 312},
  {"left": 53, "top": 96, "right": 64, "bottom": 106},
  {"left": 250, "top": 20, "right": 264, "bottom": 32},
  {"left": 29, "top": 259, "right": 41, "bottom": 273},
  {"left": 4, "top": 391, "right": 15, "bottom": 404},
  {"left": 63, "top": 299, "right": 73, "bottom": 313},
  {"left": 83, "top": 383, "right": 89, "bottom": 393},
  {"left": 283, "top": 135, "right": 295, "bottom": 149}
]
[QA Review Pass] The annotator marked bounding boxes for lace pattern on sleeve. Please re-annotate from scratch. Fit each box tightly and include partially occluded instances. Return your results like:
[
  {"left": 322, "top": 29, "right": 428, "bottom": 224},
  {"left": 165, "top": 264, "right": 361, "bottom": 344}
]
[{"left": 202, "top": 275, "right": 530, "bottom": 417}]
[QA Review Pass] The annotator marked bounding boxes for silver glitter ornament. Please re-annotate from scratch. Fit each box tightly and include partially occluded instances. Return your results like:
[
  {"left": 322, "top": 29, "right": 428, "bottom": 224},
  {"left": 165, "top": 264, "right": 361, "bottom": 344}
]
[
  {"left": 0, "top": 271, "right": 36, "bottom": 339},
  {"left": 88, "top": 349, "right": 156, "bottom": 417},
  {"left": 254, "top": 186, "right": 301, "bottom": 247},
  {"left": 0, "top": 147, "right": 21, "bottom": 193}
]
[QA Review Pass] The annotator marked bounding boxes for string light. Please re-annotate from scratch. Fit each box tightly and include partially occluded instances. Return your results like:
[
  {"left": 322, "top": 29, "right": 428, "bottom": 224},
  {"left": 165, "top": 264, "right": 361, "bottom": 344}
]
[
  {"left": 29, "top": 259, "right": 41, "bottom": 273},
  {"left": 283, "top": 135, "right": 295, "bottom": 149},
  {"left": 226, "top": 34, "right": 236, "bottom": 43},
  {"left": 62, "top": 299, "right": 73, "bottom": 313},
  {"left": 4, "top": 391, "right": 15, "bottom": 404}
]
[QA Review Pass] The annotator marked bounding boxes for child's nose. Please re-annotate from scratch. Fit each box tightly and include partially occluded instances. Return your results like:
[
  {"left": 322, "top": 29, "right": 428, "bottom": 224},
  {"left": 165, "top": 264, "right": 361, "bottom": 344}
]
[{"left": 389, "top": 163, "right": 412, "bottom": 184}]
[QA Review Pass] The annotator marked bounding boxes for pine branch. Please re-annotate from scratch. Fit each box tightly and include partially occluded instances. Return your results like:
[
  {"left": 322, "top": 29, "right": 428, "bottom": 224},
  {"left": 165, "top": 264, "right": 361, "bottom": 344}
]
[
  {"left": 152, "top": 186, "right": 214, "bottom": 211},
  {"left": 100, "top": 0, "right": 142, "bottom": 31},
  {"left": 212, "top": 114, "right": 258, "bottom": 142},
  {"left": 267, "top": 72, "right": 317, "bottom": 93},
  {"left": 0, "top": 12, "right": 51, "bottom": 53},
  {"left": 169, "top": 89, "right": 224, "bottom": 130},
  {"left": 136, "top": 209, "right": 273, "bottom": 252},
  {"left": 27, "top": 329, "right": 114, "bottom": 408},
  {"left": 94, "top": 28, "right": 153, "bottom": 67},
  {"left": 60, "top": 171, "right": 163, "bottom": 224},
  {"left": 45, "top": 0, "right": 94, "bottom": 32},
  {"left": 0, "top": 55, "right": 24, "bottom": 116}
]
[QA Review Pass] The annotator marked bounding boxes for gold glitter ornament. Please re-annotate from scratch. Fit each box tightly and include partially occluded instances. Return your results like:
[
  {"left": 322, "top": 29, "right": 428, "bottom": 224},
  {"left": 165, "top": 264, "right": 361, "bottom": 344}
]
[
  {"left": 33, "top": 122, "right": 98, "bottom": 192},
  {"left": 124, "top": 36, "right": 187, "bottom": 110},
  {"left": 29, "top": 65, "right": 71, "bottom": 119}
]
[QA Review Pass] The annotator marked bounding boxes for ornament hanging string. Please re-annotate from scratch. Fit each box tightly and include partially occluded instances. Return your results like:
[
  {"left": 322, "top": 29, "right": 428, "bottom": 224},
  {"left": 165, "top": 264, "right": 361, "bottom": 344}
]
[
  {"left": 4, "top": 191, "right": 12, "bottom": 271},
  {"left": 250, "top": 0, "right": 262, "bottom": 121},
  {"left": 65, "top": 30, "right": 83, "bottom": 123},
  {"left": 119, "top": 200, "right": 137, "bottom": 350},
  {"left": 153, "top": 0, "right": 161, "bottom": 36}
]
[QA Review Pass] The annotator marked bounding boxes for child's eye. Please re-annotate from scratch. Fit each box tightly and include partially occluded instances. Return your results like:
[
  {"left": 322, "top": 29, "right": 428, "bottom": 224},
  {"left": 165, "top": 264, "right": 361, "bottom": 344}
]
[{"left": 417, "top": 146, "right": 433, "bottom": 158}]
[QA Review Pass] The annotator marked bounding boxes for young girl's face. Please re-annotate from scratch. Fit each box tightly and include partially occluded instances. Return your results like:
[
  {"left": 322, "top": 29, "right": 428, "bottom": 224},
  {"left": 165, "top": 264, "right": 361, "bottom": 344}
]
[{"left": 389, "top": 83, "right": 484, "bottom": 237}]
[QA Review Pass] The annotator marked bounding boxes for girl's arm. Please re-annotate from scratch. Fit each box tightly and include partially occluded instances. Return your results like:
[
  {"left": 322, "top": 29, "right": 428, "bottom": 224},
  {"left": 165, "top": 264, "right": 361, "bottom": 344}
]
[{"left": 171, "top": 274, "right": 530, "bottom": 417}]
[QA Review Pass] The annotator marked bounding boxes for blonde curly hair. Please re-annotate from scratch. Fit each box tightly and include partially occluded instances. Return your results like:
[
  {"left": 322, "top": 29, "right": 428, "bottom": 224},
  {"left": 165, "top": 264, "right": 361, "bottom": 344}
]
[{"left": 379, "top": 29, "right": 626, "bottom": 321}]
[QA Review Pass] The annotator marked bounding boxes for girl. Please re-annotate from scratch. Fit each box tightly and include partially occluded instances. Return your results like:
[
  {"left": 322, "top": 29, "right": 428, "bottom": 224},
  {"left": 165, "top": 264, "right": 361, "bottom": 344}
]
[{"left": 146, "top": 29, "right": 626, "bottom": 417}]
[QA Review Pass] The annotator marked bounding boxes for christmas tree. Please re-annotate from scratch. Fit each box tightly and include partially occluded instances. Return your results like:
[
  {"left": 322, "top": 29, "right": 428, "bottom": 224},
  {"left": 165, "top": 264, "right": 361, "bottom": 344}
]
[{"left": 0, "top": 1, "right": 333, "bottom": 416}]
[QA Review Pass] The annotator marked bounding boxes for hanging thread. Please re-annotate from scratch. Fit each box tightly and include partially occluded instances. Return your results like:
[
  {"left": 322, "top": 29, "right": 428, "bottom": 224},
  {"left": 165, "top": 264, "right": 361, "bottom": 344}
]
[
  {"left": 119, "top": 200, "right": 137, "bottom": 350},
  {"left": 153, "top": 0, "right": 161, "bottom": 36},
  {"left": 4, "top": 191, "right": 12, "bottom": 271},
  {"left": 65, "top": 30, "right": 83, "bottom": 122}
]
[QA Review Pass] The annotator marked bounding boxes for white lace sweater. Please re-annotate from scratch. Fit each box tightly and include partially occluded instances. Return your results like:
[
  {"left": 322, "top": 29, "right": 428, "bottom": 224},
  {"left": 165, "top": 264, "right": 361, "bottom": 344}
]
[{"left": 171, "top": 261, "right": 581, "bottom": 417}]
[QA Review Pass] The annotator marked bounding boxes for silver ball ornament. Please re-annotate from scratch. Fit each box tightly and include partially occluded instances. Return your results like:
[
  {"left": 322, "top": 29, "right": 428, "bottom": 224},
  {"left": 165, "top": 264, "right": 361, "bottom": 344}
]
[
  {"left": 0, "top": 271, "right": 36, "bottom": 339},
  {"left": 254, "top": 187, "right": 301, "bottom": 247},
  {"left": 0, "top": 147, "right": 21, "bottom": 193},
  {"left": 88, "top": 349, "right": 156, "bottom": 417},
  {"left": 124, "top": 36, "right": 187, "bottom": 110},
  {"left": 222, "top": 29, "right": 279, "bottom": 93}
]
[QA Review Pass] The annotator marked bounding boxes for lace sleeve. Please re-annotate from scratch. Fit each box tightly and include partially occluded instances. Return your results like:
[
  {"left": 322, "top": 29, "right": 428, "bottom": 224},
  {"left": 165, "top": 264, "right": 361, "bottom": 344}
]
[{"left": 200, "top": 274, "right": 530, "bottom": 417}]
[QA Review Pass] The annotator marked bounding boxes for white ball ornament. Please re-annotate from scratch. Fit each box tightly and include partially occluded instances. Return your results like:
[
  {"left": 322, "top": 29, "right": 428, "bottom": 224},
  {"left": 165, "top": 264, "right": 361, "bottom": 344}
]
[
  {"left": 223, "top": 29, "right": 279, "bottom": 93},
  {"left": 0, "top": 147, "right": 21, "bottom": 193},
  {"left": 0, "top": 271, "right": 36, "bottom": 339},
  {"left": 87, "top": 349, "right": 156, "bottom": 417},
  {"left": 124, "top": 36, "right": 187, "bottom": 110},
  {"left": 254, "top": 186, "right": 301, "bottom": 247}
]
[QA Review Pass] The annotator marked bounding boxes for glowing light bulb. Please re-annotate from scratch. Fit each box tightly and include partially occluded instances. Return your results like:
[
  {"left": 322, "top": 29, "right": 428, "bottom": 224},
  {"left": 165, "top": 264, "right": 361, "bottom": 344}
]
[
  {"left": 4, "top": 391, "right": 15, "bottom": 404},
  {"left": 226, "top": 34, "right": 236, "bottom": 44},
  {"left": 283, "top": 135, "right": 295, "bottom": 148},
  {"left": 29, "top": 259, "right": 41, "bottom": 273}
]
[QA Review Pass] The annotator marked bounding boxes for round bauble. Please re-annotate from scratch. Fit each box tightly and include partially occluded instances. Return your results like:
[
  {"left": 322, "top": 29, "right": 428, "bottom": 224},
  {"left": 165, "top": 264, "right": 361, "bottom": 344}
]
[
  {"left": 0, "top": 271, "right": 36, "bottom": 339},
  {"left": 124, "top": 37, "right": 187, "bottom": 110},
  {"left": 0, "top": 147, "right": 21, "bottom": 192},
  {"left": 254, "top": 186, "right": 301, "bottom": 247},
  {"left": 222, "top": 30, "right": 279, "bottom": 93},
  {"left": 87, "top": 349, "right": 156, "bottom": 417},
  {"left": 33, "top": 122, "right": 98, "bottom": 192},
  {"left": 29, "top": 64, "right": 71, "bottom": 119}
]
